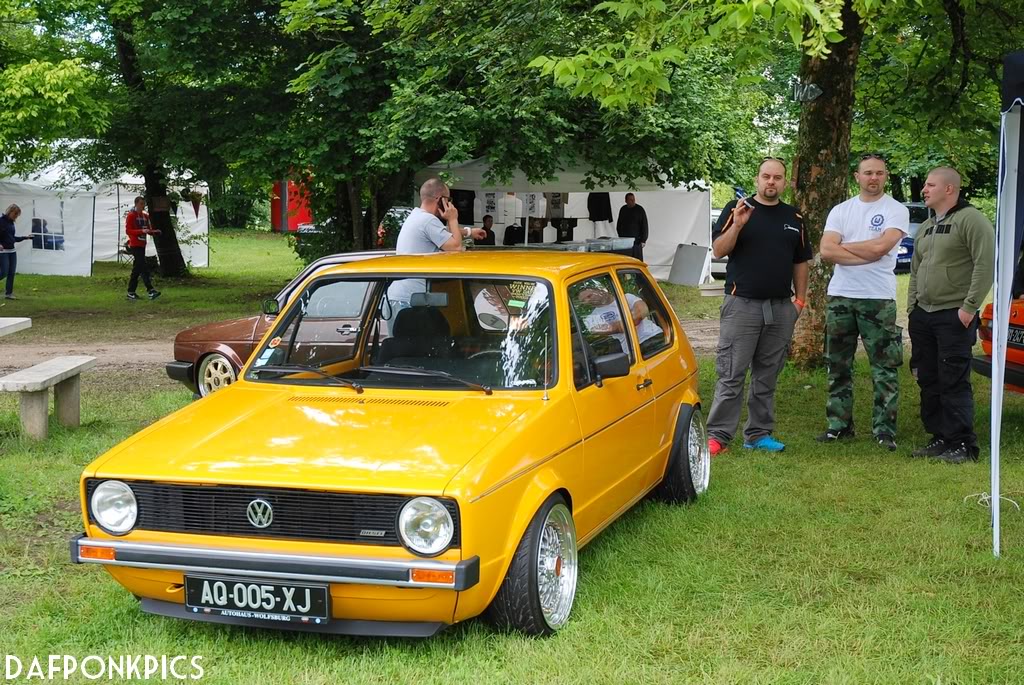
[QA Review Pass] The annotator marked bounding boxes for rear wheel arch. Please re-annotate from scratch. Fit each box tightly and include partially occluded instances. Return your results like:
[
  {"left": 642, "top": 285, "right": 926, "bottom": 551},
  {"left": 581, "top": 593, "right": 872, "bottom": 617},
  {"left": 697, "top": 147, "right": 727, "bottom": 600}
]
[{"left": 652, "top": 401, "right": 710, "bottom": 504}]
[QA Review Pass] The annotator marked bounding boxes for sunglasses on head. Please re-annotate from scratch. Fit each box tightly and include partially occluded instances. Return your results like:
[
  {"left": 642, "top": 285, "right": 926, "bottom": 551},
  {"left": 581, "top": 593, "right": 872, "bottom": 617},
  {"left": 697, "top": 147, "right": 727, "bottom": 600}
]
[
  {"left": 860, "top": 153, "right": 886, "bottom": 162},
  {"left": 758, "top": 156, "right": 787, "bottom": 173}
]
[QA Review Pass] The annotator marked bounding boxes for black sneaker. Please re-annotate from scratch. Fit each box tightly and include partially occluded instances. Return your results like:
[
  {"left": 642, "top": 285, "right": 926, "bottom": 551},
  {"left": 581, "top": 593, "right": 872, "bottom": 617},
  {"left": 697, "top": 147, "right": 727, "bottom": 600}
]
[
  {"left": 127, "top": 292, "right": 140, "bottom": 300},
  {"left": 148, "top": 290, "right": 161, "bottom": 300},
  {"left": 876, "top": 433, "right": 897, "bottom": 451},
  {"left": 911, "top": 437, "right": 947, "bottom": 458},
  {"left": 932, "top": 443, "right": 978, "bottom": 465},
  {"left": 816, "top": 427, "right": 855, "bottom": 443}
]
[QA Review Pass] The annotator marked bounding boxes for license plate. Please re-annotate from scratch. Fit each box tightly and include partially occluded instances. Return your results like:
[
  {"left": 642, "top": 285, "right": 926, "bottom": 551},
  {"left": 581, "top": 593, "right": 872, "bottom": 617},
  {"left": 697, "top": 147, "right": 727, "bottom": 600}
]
[
  {"left": 1009, "top": 327, "right": 1024, "bottom": 347},
  {"left": 185, "top": 576, "right": 329, "bottom": 623}
]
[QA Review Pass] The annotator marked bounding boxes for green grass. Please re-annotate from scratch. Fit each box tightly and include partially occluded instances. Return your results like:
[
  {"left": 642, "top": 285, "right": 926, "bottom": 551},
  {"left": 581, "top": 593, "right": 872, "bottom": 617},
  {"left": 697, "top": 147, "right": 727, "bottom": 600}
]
[
  {"left": 0, "top": 229, "right": 302, "bottom": 344},
  {"left": 4, "top": 360, "right": 1024, "bottom": 683}
]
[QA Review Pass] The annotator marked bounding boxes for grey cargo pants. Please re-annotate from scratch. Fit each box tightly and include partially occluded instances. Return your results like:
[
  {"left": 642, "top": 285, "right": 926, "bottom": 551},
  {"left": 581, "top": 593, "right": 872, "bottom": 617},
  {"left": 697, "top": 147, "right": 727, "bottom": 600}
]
[{"left": 707, "top": 294, "right": 798, "bottom": 445}]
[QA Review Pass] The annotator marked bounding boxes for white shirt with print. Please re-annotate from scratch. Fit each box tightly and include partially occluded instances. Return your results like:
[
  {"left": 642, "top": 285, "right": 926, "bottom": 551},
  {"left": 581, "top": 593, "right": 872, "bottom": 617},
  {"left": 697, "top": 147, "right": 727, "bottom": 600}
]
[
  {"left": 585, "top": 294, "right": 663, "bottom": 355},
  {"left": 824, "top": 194, "right": 909, "bottom": 300}
]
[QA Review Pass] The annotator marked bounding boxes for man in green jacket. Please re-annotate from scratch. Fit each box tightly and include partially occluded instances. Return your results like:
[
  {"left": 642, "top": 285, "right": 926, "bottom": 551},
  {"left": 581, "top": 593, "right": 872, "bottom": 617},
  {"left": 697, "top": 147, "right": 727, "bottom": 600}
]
[{"left": 908, "top": 166, "right": 995, "bottom": 464}]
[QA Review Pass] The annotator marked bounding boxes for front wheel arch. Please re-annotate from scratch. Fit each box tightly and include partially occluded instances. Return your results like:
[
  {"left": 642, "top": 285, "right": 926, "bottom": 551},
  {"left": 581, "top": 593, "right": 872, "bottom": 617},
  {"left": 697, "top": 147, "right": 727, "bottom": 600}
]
[{"left": 486, "top": 493, "right": 578, "bottom": 636}]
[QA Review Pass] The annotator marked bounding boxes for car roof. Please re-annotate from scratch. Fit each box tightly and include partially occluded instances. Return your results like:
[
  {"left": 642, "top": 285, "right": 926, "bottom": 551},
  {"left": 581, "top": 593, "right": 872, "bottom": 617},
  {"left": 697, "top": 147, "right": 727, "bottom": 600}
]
[{"left": 314, "top": 250, "right": 644, "bottom": 281}]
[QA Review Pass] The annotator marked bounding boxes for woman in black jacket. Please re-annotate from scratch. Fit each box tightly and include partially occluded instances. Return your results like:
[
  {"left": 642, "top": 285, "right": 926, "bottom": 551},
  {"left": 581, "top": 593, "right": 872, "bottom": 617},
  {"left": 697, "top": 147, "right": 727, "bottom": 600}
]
[{"left": 0, "top": 204, "right": 29, "bottom": 299}]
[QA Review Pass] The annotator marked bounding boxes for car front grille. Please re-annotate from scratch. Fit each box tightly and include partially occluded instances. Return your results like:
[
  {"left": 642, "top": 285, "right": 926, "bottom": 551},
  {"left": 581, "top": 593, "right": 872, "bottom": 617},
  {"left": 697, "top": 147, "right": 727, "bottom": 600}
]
[{"left": 85, "top": 479, "right": 460, "bottom": 547}]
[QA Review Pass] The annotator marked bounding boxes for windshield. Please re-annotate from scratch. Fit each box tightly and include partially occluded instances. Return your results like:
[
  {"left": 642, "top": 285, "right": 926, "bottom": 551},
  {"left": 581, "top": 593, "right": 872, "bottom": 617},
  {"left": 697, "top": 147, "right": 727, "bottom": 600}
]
[{"left": 247, "top": 275, "right": 556, "bottom": 391}]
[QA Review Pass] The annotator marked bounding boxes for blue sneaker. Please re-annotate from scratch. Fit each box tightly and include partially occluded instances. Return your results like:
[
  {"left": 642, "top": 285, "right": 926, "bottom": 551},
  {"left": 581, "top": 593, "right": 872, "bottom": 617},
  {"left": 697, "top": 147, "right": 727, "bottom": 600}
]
[{"left": 743, "top": 436, "right": 785, "bottom": 452}]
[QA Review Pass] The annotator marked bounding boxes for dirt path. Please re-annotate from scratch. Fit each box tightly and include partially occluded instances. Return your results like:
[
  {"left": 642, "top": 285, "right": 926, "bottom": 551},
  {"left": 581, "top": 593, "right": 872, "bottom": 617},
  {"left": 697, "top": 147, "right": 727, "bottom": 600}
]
[
  {"left": 0, "top": 318, "right": 722, "bottom": 375},
  {"left": 0, "top": 340, "right": 173, "bottom": 374}
]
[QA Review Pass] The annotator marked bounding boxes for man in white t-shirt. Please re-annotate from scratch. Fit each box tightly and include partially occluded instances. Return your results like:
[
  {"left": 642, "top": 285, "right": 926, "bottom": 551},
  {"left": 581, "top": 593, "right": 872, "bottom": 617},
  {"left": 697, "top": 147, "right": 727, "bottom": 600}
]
[
  {"left": 817, "top": 154, "right": 910, "bottom": 451},
  {"left": 388, "top": 178, "right": 487, "bottom": 307},
  {"left": 580, "top": 287, "right": 662, "bottom": 355}
]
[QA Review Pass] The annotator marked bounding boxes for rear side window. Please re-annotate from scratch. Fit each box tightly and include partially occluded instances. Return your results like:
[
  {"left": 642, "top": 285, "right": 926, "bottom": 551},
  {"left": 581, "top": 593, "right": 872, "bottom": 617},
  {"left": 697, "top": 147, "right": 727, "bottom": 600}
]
[{"left": 616, "top": 270, "right": 673, "bottom": 359}]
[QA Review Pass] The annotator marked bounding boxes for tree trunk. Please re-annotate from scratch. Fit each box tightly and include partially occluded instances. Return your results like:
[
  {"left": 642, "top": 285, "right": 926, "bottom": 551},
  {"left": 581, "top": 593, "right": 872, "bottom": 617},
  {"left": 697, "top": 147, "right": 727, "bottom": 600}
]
[
  {"left": 890, "top": 174, "right": 905, "bottom": 202},
  {"left": 143, "top": 165, "right": 188, "bottom": 276},
  {"left": 111, "top": 16, "right": 186, "bottom": 276},
  {"left": 346, "top": 180, "right": 364, "bottom": 251},
  {"left": 910, "top": 176, "right": 924, "bottom": 202},
  {"left": 790, "top": 0, "right": 865, "bottom": 367}
]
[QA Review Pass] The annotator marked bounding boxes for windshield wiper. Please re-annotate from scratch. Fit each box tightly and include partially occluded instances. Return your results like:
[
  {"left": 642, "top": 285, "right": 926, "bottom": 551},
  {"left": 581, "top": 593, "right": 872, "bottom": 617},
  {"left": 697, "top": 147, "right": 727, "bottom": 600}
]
[
  {"left": 359, "top": 365, "right": 492, "bottom": 395},
  {"left": 252, "top": 364, "right": 363, "bottom": 393}
]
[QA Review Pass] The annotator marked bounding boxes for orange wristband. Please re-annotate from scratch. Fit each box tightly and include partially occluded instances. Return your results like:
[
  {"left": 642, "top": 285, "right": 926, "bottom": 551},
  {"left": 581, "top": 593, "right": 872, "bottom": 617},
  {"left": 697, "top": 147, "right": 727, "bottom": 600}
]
[{"left": 793, "top": 298, "right": 805, "bottom": 308}]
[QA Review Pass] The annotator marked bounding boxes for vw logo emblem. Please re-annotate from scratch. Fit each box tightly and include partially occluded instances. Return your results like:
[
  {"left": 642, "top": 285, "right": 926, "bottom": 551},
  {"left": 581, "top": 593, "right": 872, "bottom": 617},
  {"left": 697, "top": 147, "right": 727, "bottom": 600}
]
[{"left": 246, "top": 499, "right": 274, "bottom": 528}]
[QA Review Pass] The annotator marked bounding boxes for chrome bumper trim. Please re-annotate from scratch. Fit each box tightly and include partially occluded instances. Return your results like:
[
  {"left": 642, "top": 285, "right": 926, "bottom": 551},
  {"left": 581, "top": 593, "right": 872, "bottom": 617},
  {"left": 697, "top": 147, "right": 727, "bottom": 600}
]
[{"left": 70, "top": 535, "right": 479, "bottom": 590}]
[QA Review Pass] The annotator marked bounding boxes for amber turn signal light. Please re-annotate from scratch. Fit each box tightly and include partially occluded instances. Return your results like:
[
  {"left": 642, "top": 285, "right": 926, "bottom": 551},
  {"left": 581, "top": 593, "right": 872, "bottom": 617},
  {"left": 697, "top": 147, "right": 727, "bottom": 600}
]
[
  {"left": 79, "top": 545, "right": 116, "bottom": 561},
  {"left": 410, "top": 568, "right": 455, "bottom": 584}
]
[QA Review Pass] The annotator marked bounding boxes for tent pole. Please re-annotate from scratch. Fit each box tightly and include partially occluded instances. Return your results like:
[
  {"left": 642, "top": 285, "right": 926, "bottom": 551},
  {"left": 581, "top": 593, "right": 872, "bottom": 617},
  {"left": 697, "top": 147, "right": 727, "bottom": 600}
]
[{"left": 993, "top": 103, "right": 1022, "bottom": 557}]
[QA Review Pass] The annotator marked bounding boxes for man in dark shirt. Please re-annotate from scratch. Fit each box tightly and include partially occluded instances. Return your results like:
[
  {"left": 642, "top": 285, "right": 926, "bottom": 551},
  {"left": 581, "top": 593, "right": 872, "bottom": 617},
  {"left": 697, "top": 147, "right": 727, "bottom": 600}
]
[
  {"left": 707, "top": 158, "right": 811, "bottom": 455},
  {"left": 476, "top": 215, "right": 496, "bottom": 246},
  {"left": 616, "top": 193, "right": 649, "bottom": 261}
]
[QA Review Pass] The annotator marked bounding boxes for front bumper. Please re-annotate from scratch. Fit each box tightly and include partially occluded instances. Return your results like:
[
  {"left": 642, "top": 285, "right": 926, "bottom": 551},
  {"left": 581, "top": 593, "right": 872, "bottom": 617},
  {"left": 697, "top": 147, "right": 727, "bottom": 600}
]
[
  {"left": 165, "top": 360, "right": 197, "bottom": 393},
  {"left": 972, "top": 355, "right": 1024, "bottom": 389},
  {"left": 70, "top": 535, "right": 480, "bottom": 591}
]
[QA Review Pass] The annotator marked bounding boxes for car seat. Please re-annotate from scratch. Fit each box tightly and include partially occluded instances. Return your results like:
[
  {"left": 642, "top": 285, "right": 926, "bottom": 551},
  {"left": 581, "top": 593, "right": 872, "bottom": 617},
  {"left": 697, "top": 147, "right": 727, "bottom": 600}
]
[{"left": 376, "top": 306, "right": 453, "bottom": 364}]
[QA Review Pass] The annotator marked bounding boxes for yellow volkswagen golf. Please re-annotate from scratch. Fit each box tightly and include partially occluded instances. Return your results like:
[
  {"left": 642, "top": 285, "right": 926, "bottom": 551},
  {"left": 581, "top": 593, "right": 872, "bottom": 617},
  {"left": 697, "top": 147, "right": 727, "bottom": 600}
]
[{"left": 72, "top": 251, "right": 710, "bottom": 637}]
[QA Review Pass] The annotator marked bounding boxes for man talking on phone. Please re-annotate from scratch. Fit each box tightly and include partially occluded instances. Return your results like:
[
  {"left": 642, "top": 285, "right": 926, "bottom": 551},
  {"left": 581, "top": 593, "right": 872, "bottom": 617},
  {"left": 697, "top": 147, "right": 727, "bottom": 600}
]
[
  {"left": 706, "top": 158, "right": 811, "bottom": 456},
  {"left": 388, "top": 178, "right": 488, "bottom": 310}
]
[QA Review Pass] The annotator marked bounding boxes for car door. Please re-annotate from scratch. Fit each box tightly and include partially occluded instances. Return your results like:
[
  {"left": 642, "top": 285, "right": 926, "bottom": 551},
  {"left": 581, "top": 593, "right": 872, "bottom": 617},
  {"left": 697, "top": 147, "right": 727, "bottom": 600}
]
[
  {"left": 615, "top": 268, "right": 692, "bottom": 487},
  {"left": 567, "top": 272, "right": 656, "bottom": 540}
]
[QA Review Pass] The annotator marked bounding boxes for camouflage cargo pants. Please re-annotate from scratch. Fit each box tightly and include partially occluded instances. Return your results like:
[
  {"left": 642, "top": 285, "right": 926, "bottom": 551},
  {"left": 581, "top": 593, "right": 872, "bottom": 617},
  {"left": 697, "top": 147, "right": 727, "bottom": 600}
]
[{"left": 825, "top": 296, "right": 902, "bottom": 437}]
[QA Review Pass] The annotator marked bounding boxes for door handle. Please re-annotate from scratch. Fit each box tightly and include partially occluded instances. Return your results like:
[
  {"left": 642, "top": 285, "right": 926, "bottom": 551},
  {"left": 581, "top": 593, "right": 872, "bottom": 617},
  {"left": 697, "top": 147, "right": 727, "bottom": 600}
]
[
  {"left": 337, "top": 325, "right": 361, "bottom": 336},
  {"left": 636, "top": 378, "right": 653, "bottom": 391}
]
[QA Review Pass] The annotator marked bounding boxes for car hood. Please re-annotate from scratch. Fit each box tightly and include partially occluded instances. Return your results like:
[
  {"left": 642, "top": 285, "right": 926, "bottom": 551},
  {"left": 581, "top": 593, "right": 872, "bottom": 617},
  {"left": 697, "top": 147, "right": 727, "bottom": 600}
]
[
  {"left": 89, "top": 385, "right": 533, "bottom": 496},
  {"left": 175, "top": 315, "right": 263, "bottom": 344}
]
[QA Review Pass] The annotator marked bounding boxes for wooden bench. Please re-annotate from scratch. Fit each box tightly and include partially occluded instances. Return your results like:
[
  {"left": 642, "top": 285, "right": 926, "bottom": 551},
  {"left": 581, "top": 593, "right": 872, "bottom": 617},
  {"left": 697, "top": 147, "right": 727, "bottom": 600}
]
[{"left": 0, "top": 356, "right": 96, "bottom": 439}]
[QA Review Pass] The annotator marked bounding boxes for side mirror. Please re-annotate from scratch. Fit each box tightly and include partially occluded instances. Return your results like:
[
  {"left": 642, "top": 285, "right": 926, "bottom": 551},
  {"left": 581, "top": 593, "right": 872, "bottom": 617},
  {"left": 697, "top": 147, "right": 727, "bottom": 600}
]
[
  {"left": 262, "top": 299, "right": 280, "bottom": 316},
  {"left": 592, "top": 352, "right": 630, "bottom": 386}
]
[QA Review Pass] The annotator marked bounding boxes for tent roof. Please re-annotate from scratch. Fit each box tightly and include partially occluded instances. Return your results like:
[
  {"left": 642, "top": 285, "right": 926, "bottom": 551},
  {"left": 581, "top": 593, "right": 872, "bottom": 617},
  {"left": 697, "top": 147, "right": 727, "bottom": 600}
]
[
  {"left": 1, "top": 162, "right": 205, "bottom": 195},
  {"left": 418, "top": 159, "right": 707, "bottom": 194}
]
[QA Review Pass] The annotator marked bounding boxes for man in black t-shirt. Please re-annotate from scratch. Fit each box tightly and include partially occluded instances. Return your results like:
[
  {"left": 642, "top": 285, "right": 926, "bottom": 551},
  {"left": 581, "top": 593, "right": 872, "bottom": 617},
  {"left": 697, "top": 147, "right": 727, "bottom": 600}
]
[
  {"left": 707, "top": 158, "right": 812, "bottom": 455},
  {"left": 616, "top": 193, "right": 649, "bottom": 261}
]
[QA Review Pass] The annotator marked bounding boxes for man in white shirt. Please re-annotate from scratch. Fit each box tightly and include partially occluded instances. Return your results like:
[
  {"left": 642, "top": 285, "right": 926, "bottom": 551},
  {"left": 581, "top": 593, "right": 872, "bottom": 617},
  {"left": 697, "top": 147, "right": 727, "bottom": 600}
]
[
  {"left": 580, "top": 287, "right": 662, "bottom": 355},
  {"left": 817, "top": 154, "right": 910, "bottom": 451},
  {"left": 388, "top": 179, "right": 487, "bottom": 307}
]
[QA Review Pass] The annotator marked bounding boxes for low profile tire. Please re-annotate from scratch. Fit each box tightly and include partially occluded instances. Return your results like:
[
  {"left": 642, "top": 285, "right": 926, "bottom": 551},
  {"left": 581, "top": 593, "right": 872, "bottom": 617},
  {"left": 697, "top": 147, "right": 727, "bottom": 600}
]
[
  {"left": 653, "top": 405, "right": 711, "bottom": 504},
  {"left": 197, "top": 353, "right": 237, "bottom": 397},
  {"left": 487, "top": 494, "right": 578, "bottom": 636}
]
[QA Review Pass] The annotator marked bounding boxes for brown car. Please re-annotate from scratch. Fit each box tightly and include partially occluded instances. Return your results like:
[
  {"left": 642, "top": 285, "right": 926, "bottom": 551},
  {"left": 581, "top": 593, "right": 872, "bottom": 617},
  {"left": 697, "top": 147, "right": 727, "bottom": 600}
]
[{"left": 166, "top": 250, "right": 393, "bottom": 396}]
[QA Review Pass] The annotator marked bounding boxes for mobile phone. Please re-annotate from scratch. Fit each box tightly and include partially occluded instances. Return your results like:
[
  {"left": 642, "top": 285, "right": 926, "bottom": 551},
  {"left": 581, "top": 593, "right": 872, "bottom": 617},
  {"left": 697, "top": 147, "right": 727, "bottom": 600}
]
[
  {"left": 741, "top": 198, "right": 754, "bottom": 209},
  {"left": 438, "top": 197, "right": 448, "bottom": 212}
]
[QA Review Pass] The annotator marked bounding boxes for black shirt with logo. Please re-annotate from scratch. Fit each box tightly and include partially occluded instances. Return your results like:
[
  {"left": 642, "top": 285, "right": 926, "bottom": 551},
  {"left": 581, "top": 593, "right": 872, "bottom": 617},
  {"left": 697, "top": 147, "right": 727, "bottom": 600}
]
[{"left": 712, "top": 198, "right": 812, "bottom": 299}]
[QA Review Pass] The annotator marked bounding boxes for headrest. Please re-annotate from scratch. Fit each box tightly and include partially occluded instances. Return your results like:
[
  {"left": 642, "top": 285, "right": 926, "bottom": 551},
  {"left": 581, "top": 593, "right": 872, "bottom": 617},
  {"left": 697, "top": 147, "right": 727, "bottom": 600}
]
[{"left": 393, "top": 306, "right": 450, "bottom": 338}]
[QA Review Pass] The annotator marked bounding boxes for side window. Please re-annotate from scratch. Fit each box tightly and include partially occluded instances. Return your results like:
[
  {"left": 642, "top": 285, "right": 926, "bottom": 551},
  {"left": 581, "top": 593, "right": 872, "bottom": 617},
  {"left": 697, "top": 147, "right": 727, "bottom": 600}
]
[
  {"left": 274, "top": 279, "right": 371, "bottom": 367},
  {"left": 305, "top": 281, "right": 370, "bottom": 319},
  {"left": 568, "top": 274, "right": 635, "bottom": 367},
  {"left": 617, "top": 270, "right": 674, "bottom": 359}
]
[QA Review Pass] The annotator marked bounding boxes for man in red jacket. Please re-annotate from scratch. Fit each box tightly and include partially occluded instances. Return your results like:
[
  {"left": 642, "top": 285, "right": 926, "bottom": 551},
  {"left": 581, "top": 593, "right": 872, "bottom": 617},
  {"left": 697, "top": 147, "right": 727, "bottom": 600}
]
[{"left": 125, "top": 196, "right": 161, "bottom": 300}]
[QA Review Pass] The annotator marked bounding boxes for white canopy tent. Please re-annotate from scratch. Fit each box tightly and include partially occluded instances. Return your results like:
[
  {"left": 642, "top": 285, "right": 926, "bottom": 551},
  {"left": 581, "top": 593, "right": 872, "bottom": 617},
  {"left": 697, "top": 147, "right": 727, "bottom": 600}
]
[
  {"left": 417, "top": 159, "right": 712, "bottom": 282},
  {"left": 0, "top": 167, "right": 209, "bottom": 277}
]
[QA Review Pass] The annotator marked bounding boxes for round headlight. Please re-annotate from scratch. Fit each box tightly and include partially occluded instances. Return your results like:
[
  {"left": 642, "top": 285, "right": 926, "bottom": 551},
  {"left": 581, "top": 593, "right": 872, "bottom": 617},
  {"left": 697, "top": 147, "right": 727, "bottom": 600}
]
[
  {"left": 90, "top": 480, "right": 138, "bottom": 535},
  {"left": 398, "top": 497, "right": 454, "bottom": 556}
]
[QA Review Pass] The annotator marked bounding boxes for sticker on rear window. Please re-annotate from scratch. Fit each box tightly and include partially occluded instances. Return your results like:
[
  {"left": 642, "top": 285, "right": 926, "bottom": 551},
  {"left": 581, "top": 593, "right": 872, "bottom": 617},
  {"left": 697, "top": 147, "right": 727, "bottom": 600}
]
[{"left": 508, "top": 281, "right": 536, "bottom": 301}]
